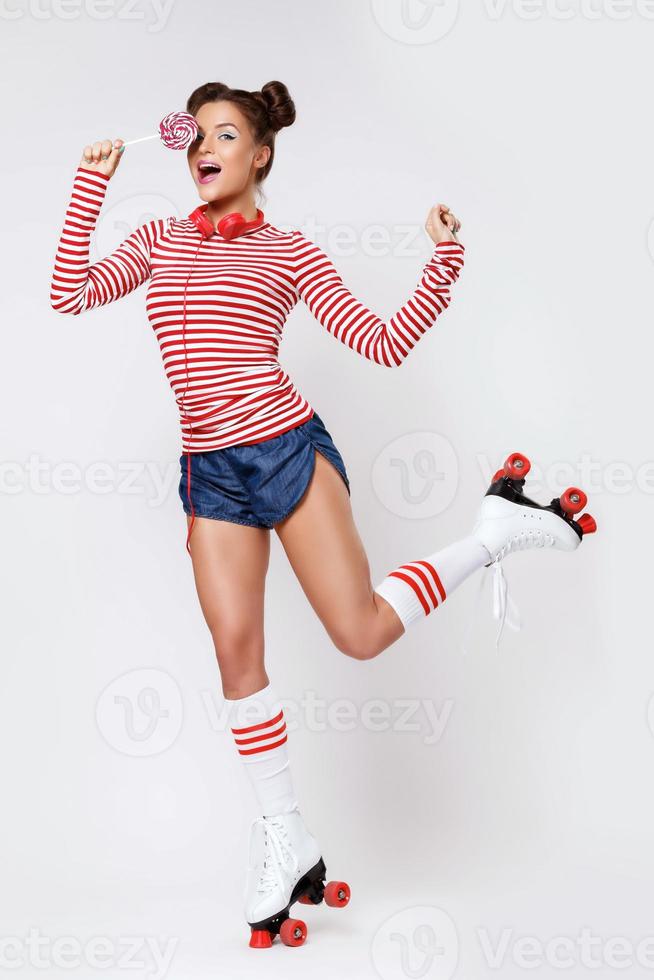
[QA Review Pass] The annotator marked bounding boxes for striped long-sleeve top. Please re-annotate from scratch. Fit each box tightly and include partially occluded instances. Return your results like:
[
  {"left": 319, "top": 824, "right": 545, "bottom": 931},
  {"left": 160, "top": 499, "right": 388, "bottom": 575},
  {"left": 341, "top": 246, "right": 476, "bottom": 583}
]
[{"left": 50, "top": 166, "right": 466, "bottom": 452}]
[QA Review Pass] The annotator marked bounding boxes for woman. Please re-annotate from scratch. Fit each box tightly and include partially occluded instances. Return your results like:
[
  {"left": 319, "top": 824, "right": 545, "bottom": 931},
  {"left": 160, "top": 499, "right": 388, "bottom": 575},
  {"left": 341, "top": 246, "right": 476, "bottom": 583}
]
[{"left": 50, "top": 80, "right": 593, "bottom": 948}]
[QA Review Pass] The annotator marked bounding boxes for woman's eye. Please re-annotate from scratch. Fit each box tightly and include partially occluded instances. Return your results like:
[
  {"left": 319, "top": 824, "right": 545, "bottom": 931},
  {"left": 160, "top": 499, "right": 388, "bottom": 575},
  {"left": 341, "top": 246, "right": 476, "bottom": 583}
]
[{"left": 191, "top": 131, "right": 234, "bottom": 145}]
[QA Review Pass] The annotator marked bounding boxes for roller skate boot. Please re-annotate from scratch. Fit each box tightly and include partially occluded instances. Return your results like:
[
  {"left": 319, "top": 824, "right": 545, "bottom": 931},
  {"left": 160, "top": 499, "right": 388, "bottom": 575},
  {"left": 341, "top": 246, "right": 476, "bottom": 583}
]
[
  {"left": 471, "top": 452, "right": 597, "bottom": 642},
  {"left": 245, "top": 804, "right": 351, "bottom": 949}
]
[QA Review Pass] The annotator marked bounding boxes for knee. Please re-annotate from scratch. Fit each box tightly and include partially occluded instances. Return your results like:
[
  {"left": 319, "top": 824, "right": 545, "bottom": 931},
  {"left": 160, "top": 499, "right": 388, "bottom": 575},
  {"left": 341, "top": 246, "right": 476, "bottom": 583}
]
[
  {"left": 332, "top": 629, "right": 380, "bottom": 662},
  {"left": 210, "top": 624, "right": 264, "bottom": 675}
]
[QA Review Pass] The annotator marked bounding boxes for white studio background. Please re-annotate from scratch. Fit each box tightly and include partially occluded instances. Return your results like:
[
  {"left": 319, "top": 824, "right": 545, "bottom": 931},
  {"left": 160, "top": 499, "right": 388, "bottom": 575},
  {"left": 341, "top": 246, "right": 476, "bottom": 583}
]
[{"left": 1, "top": 1, "right": 653, "bottom": 978}]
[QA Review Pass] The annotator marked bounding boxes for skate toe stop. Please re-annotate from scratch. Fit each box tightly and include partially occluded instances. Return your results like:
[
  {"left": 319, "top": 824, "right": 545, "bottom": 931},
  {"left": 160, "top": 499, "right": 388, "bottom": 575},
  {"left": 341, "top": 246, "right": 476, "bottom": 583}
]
[{"left": 577, "top": 513, "right": 597, "bottom": 535}]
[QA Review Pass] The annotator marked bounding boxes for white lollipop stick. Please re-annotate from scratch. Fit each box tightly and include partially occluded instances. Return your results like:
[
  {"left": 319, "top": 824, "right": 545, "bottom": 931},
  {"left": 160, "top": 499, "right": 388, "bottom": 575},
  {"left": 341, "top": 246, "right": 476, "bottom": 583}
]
[{"left": 123, "top": 133, "right": 159, "bottom": 146}]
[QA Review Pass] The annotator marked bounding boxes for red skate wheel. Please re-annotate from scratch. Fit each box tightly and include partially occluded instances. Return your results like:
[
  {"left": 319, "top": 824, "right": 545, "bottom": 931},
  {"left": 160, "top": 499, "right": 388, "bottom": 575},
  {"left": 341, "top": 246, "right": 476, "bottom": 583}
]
[
  {"left": 503, "top": 452, "right": 531, "bottom": 480},
  {"left": 249, "top": 929, "right": 273, "bottom": 948},
  {"left": 298, "top": 894, "right": 315, "bottom": 905},
  {"left": 559, "top": 487, "right": 587, "bottom": 515},
  {"left": 280, "top": 917, "right": 307, "bottom": 947},
  {"left": 577, "top": 513, "right": 597, "bottom": 535},
  {"left": 324, "top": 880, "right": 351, "bottom": 907},
  {"left": 491, "top": 469, "right": 504, "bottom": 483}
]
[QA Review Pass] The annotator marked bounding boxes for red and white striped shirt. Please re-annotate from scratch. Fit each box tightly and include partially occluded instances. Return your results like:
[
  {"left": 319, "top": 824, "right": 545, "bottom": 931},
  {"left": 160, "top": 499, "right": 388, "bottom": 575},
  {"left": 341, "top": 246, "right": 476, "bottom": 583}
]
[{"left": 50, "top": 166, "right": 465, "bottom": 452}]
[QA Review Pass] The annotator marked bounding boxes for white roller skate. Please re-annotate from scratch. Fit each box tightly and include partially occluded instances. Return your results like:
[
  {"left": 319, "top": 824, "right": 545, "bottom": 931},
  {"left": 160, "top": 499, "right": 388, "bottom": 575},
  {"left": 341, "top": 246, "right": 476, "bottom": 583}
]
[
  {"left": 244, "top": 804, "right": 351, "bottom": 949},
  {"left": 471, "top": 452, "right": 597, "bottom": 642}
]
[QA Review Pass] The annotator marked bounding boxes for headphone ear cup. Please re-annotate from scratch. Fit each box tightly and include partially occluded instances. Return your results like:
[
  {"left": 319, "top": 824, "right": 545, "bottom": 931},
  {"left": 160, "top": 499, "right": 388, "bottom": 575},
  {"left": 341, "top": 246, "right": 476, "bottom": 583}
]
[
  {"left": 189, "top": 207, "right": 265, "bottom": 241},
  {"left": 217, "top": 212, "right": 245, "bottom": 241},
  {"left": 189, "top": 207, "right": 214, "bottom": 238}
]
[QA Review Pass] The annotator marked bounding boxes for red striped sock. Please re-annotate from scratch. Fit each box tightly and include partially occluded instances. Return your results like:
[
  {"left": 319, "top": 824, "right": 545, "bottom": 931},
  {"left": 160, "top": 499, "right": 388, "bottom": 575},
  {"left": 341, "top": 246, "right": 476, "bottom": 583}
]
[
  {"left": 225, "top": 683, "right": 299, "bottom": 816},
  {"left": 374, "top": 535, "right": 490, "bottom": 629}
]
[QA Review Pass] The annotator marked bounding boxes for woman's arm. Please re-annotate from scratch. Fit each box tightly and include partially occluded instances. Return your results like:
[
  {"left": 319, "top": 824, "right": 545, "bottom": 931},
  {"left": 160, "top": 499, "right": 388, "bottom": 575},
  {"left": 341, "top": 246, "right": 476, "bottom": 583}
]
[
  {"left": 291, "top": 228, "right": 465, "bottom": 368},
  {"left": 49, "top": 165, "right": 163, "bottom": 315}
]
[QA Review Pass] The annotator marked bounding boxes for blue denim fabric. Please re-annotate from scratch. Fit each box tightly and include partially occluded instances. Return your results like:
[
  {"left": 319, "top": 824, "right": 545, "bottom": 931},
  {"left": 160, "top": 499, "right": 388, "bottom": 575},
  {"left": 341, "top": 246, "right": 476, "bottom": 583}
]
[{"left": 178, "top": 411, "right": 350, "bottom": 529}]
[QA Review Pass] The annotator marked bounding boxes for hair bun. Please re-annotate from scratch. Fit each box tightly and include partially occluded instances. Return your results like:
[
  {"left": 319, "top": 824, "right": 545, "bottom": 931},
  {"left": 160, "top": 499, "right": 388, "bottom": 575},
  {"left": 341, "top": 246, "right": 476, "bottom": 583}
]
[{"left": 258, "top": 80, "right": 296, "bottom": 132}]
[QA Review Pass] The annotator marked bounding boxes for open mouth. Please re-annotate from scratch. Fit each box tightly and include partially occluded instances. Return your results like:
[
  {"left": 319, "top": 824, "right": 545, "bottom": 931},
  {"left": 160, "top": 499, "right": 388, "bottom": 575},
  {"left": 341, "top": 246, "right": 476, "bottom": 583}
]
[{"left": 197, "top": 160, "right": 222, "bottom": 184}]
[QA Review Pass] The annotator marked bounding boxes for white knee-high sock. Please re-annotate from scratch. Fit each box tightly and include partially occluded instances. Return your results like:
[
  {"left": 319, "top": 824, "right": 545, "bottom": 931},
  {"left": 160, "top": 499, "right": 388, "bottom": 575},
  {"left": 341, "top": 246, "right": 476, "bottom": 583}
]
[
  {"left": 224, "top": 682, "right": 299, "bottom": 817},
  {"left": 374, "top": 535, "right": 491, "bottom": 629}
]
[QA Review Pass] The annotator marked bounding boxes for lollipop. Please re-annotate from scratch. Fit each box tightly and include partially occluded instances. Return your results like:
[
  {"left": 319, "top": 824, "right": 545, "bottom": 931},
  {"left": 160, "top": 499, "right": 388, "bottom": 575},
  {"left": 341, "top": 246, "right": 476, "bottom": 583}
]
[{"left": 122, "top": 112, "right": 199, "bottom": 150}]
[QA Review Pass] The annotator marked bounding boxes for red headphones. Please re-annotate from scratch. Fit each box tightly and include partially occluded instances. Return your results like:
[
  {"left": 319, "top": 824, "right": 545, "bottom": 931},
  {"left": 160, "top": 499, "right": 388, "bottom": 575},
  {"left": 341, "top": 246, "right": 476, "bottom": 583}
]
[{"left": 188, "top": 204, "right": 265, "bottom": 240}]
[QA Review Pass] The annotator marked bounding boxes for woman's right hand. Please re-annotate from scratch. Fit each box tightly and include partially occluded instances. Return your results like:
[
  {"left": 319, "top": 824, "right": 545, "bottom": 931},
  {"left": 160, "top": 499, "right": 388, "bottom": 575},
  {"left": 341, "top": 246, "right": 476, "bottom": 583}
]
[
  {"left": 79, "top": 138, "right": 125, "bottom": 178},
  {"left": 425, "top": 202, "right": 462, "bottom": 246}
]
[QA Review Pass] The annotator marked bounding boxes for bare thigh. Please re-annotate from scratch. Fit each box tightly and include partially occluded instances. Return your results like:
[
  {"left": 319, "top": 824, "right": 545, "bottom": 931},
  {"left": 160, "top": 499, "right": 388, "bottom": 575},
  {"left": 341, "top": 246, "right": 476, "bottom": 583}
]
[
  {"left": 273, "top": 451, "right": 405, "bottom": 660},
  {"left": 186, "top": 515, "right": 271, "bottom": 698}
]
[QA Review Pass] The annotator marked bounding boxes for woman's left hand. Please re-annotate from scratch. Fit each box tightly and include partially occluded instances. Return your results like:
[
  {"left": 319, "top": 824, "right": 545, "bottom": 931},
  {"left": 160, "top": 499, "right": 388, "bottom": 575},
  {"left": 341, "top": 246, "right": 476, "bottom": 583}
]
[{"left": 425, "top": 203, "right": 462, "bottom": 245}]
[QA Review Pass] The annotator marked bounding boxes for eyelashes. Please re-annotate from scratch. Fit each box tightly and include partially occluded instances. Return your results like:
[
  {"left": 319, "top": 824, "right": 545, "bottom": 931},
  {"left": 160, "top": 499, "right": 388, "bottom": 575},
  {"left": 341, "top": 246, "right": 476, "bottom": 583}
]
[{"left": 193, "top": 132, "right": 237, "bottom": 143}]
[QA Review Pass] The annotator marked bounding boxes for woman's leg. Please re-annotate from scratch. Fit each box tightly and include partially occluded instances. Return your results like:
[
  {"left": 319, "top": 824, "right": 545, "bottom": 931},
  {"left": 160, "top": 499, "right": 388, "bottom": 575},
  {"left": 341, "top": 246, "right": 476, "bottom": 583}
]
[
  {"left": 186, "top": 514, "right": 270, "bottom": 698},
  {"left": 273, "top": 455, "right": 404, "bottom": 659},
  {"left": 273, "top": 452, "right": 489, "bottom": 661},
  {"left": 186, "top": 515, "right": 299, "bottom": 815}
]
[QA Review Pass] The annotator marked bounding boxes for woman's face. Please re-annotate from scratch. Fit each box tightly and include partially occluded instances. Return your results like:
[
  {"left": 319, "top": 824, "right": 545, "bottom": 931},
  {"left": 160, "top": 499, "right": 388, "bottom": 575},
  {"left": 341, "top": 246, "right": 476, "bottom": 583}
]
[{"left": 187, "top": 100, "right": 270, "bottom": 203}]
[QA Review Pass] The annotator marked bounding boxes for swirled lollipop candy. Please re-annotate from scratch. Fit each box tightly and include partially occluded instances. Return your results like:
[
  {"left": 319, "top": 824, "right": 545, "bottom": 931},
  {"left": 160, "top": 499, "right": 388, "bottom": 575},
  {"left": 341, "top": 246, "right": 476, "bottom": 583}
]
[
  {"left": 157, "top": 112, "right": 199, "bottom": 148},
  {"left": 122, "top": 112, "right": 199, "bottom": 150}
]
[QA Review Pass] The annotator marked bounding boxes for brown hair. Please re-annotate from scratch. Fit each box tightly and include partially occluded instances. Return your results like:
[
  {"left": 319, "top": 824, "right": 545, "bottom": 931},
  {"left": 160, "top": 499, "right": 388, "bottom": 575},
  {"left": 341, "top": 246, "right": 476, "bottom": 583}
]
[{"left": 186, "top": 80, "right": 296, "bottom": 191}]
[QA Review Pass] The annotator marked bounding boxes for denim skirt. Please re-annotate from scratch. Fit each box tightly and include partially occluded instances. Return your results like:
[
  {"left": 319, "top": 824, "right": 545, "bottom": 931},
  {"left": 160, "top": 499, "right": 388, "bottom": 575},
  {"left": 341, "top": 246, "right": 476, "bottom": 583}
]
[{"left": 178, "top": 410, "right": 350, "bottom": 530}]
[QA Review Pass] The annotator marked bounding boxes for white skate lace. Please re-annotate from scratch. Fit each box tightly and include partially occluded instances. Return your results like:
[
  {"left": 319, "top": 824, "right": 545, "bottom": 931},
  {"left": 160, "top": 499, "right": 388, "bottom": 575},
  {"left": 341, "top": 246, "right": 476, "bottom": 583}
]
[
  {"left": 491, "top": 560, "right": 521, "bottom": 646},
  {"left": 250, "top": 815, "right": 299, "bottom": 897},
  {"left": 491, "top": 530, "right": 555, "bottom": 646},
  {"left": 462, "top": 529, "right": 556, "bottom": 650}
]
